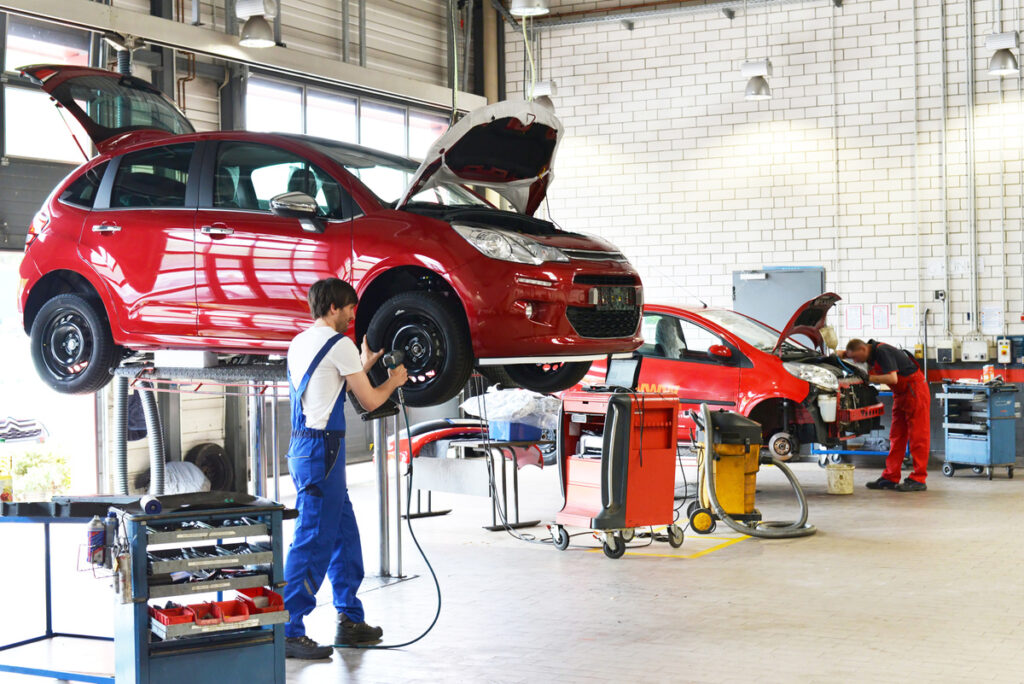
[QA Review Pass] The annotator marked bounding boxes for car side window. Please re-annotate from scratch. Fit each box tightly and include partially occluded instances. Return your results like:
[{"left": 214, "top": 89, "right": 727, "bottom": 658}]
[
  {"left": 59, "top": 161, "right": 109, "bottom": 208},
  {"left": 641, "top": 313, "right": 685, "bottom": 360},
  {"left": 214, "top": 142, "right": 355, "bottom": 219},
  {"left": 110, "top": 144, "right": 194, "bottom": 208},
  {"left": 678, "top": 318, "right": 725, "bottom": 358}
]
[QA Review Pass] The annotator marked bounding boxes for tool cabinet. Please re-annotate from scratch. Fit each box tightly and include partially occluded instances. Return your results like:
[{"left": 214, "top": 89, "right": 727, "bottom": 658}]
[{"left": 938, "top": 382, "right": 1019, "bottom": 479}]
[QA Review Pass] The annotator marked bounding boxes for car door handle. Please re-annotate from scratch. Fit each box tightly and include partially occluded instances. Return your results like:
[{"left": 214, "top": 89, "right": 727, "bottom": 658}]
[
  {"left": 91, "top": 223, "right": 122, "bottom": 234},
  {"left": 201, "top": 225, "right": 234, "bottom": 236}
]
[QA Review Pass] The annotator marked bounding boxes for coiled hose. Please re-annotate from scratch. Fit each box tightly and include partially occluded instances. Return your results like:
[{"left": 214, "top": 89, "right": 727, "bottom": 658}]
[
  {"left": 138, "top": 381, "right": 165, "bottom": 495},
  {"left": 698, "top": 403, "right": 816, "bottom": 539},
  {"left": 112, "top": 375, "right": 129, "bottom": 495}
]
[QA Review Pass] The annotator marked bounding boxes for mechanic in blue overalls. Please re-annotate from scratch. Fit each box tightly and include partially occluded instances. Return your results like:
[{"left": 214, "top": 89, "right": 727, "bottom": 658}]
[{"left": 283, "top": 278, "right": 407, "bottom": 660}]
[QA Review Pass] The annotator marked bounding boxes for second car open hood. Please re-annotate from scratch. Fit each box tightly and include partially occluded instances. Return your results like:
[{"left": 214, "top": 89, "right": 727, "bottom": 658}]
[
  {"left": 771, "top": 293, "right": 841, "bottom": 355},
  {"left": 397, "top": 100, "right": 561, "bottom": 216}
]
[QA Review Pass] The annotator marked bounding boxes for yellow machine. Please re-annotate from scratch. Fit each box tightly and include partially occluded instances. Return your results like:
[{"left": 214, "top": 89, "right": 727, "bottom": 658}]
[{"left": 687, "top": 404, "right": 816, "bottom": 539}]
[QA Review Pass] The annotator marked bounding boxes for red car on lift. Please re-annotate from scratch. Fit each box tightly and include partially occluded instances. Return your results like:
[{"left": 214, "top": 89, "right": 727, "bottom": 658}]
[
  {"left": 583, "top": 294, "right": 883, "bottom": 460},
  {"left": 16, "top": 65, "right": 643, "bottom": 406}
]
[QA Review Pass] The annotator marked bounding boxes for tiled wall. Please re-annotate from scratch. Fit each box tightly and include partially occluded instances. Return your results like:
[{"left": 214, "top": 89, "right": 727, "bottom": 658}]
[{"left": 507, "top": 0, "right": 1024, "bottom": 349}]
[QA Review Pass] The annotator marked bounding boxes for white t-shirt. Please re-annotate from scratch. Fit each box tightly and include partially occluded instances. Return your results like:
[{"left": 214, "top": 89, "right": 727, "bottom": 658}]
[{"left": 287, "top": 326, "right": 363, "bottom": 430}]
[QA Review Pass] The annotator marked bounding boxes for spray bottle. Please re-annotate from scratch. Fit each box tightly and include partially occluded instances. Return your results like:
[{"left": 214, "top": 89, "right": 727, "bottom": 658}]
[{"left": 86, "top": 515, "right": 105, "bottom": 566}]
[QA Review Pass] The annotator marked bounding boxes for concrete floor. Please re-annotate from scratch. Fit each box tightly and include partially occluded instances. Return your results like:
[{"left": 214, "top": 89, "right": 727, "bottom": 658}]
[{"left": 4, "top": 452, "right": 1024, "bottom": 683}]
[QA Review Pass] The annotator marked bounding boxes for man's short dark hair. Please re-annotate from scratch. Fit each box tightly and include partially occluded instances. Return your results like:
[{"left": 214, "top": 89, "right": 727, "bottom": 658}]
[
  {"left": 846, "top": 338, "right": 867, "bottom": 353},
  {"left": 308, "top": 278, "right": 358, "bottom": 320}
]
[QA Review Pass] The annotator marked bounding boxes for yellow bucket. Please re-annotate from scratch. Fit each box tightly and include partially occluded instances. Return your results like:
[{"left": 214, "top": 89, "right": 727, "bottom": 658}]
[{"left": 826, "top": 463, "right": 855, "bottom": 495}]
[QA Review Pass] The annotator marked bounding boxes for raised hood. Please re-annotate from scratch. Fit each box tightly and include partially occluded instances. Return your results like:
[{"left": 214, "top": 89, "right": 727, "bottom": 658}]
[
  {"left": 19, "top": 64, "right": 195, "bottom": 155},
  {"left": 397, "top": 100, "right": 561, "bottom": 216},
  {"left": 771, "top": 292, "right": 841, "bottom": 355}
]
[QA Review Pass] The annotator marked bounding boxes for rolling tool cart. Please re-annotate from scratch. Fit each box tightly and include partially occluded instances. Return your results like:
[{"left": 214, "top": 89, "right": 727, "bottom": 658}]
[
  {"left": 113, "top": 495, "right": 289, "bottom": 684},
  {"left": 549, "top": 391, "right": 682, "bottom": 559},
  {"left": 938, "top": 381, "right": 1020, "bottom": 479}
]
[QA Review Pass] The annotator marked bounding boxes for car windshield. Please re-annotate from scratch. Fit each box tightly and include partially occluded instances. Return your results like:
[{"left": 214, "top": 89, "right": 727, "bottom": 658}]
[
  {"left": 700, "top": 309, "right": 811, "bottom": 353},
  {"left": 301, "top": 138, "right": 488, "bottom": 208}
]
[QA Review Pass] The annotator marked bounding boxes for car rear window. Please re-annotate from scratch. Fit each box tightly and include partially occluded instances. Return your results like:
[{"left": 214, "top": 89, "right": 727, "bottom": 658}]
[
  {"left": 59, "top": 162, "right": 108, "bottom": 208},
  {"left": 111, "top": 143, "right": 194, "bottom": 208}
]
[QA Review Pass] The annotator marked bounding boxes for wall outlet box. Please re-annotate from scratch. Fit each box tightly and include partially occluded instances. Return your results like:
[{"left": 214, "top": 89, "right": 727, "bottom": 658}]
[
  {"left": 961, "top": 337, "right": 992, "bottom": 362},
  {"left": 936, "top": 338, "right": 959, "bottom": 363},
  {"left": 154, "top": 350, "right": 218, "bottom": 368},
  {"left": 997, "top": 338, "right": 1012, "bottom": 364}
]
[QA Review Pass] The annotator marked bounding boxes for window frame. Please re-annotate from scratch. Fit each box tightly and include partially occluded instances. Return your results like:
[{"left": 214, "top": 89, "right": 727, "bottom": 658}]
[{"left": 95, "top": 141, "right": 203, "bottom": 211}]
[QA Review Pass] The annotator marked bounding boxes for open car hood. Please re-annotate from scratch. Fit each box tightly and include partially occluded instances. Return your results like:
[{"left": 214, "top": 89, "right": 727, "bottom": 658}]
[
  {"left": 19, "top": 64, "right": 195, "bottom": 155},
  {"left": 397, "top": 100, "right": 561, "bottom": 216},
  {"left": 771, "top": 292, "right": 841, "bottom": 355}
]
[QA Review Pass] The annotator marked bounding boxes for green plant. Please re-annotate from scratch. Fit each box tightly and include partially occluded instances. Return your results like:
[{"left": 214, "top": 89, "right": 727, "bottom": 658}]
[{"left": 9, "top": 450, "right": 71, "bottom": 499}]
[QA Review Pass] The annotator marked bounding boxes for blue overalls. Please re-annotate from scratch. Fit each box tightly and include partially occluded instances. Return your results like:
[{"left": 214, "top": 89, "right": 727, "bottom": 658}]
[{"left": 283, "top": 333, "right": 365, "bottom": 638}]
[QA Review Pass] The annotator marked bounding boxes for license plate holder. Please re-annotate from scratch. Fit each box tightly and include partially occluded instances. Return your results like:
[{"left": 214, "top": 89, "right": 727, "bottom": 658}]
[{"left": 590, "top": 286, "right": 635, "bottom": 310}]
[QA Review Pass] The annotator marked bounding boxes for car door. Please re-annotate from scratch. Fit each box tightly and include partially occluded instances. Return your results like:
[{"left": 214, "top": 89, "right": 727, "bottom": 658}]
[
  {"left": 81, "top": 142, "right": 199, "bottom": 338},
  {"left": 194, "top": 140, "right": 354, "bottom": 344},
  {"left": 636, "top": 312, "right": 741, "bottom": 441}
]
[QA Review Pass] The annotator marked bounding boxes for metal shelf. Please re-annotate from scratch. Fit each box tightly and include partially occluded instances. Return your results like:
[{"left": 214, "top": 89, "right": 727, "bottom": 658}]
[
  {"left": 148, "top": 544, "right": 272, "bottom": 575},
  {"left": 148, "top": 574, "right": 268, "bottom": 600},
  {"left": 147, "top": 523, "right": 268, "bottom": 545},
  {"left": 150, "top": 610, "right": 288, "bottom": 641}
]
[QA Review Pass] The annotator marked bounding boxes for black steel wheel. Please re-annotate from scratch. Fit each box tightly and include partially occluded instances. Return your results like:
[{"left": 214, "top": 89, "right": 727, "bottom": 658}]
[
  {"left": 551, "top": 525, "right": 570, "bottom": 551},
  {"left": 185, "top": 442, "right": 234, "bottom": 491},
  {"left": 30, "top": 294, "right": 117, "bottom": 395},
  {"left": 602, "top": 535, "right": 626, "bottom": 559},
  {"left": 941, "top": 463, "right": 955, "bottom": 477},
  {"left": 667, "top": 524, "right": 684, "bottom": 548},
  {"left": 501, "top": 360, "right": 592, "bottom": 394},
  {"left": 365, "top": 291, "right": 472, "bottom": 407},
  {"left": 476, "top": 365, "right": 519, "bottom": 389},
  {"left": 972, "top": 466, "right": 984, "bottom": 474}
]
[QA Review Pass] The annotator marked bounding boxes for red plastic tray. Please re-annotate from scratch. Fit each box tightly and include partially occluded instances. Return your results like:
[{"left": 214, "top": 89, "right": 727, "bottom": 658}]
[
  {"left": 185, "top": 603, "right": 221, "bottom": 626},
  {"left": 149, "top": 605, "right": 194, "bottom": 626},
  {"left": 236, "top": 587, "right": 284, "bottom": 614},
  {"left": 213, "top": 600, "right": 250, "bottom": 623}
]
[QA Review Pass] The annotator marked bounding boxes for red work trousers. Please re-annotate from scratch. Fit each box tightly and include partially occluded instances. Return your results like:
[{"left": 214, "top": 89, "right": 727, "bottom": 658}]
[{"left": 881, "top": 371, "right": 930, "bottom": 484}]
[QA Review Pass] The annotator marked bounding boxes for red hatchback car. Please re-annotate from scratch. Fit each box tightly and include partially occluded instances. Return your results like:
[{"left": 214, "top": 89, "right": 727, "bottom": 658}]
[
  {"left": 17, "top": 65, "right": 643, "bottom": 406},
  {"left": 584, "top": 294, "right": 883, "bottom": 459}
]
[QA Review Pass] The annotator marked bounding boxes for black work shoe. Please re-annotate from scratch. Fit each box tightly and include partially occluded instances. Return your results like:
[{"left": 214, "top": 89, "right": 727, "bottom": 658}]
[
  {"left": 865, "top": 477, "right": 898, "bottom": 490},
  {"left": 896, "top": 477, "right": 927, "bottom": 492},
  {"left": 285, "top": 635, "right": 333, "bottom": 659},
  {"left": 336, "top": 614, "right": 383, "bottom": 645}
]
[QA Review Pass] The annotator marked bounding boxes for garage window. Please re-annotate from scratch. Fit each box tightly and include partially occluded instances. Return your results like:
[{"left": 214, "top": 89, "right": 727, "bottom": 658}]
[{"left": 2, "top": 15, "right": 93, "bottom": 163}]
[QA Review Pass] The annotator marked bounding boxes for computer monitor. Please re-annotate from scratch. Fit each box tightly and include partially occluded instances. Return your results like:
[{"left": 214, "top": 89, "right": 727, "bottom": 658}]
[{"left": 604, "top": 356, "right": 641, "bottom": 390}]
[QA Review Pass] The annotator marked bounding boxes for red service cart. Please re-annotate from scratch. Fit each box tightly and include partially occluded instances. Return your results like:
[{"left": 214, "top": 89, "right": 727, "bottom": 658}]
[{"left": 550, "top": 390, "right": 682, "bottom": 558}]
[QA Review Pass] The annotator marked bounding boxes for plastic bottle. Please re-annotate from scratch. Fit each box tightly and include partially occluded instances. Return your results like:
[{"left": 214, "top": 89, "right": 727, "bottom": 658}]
[{"left": 86, "top": 515, "right": 105, "bottom": 566}]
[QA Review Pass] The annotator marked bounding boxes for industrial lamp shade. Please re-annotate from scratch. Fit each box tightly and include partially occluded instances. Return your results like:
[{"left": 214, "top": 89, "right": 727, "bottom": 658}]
[
  {"left": 988, "top": 48, "right": 1019, "bottom": 76},
  {"left": 510, "top": 0, "right": 550, "bottom": 17},
  {"left": 745, "top": 75, "right": 771, "bottom": 100},
  {"left": 239, "top": 15, "right": 275, "bottom": 48}
]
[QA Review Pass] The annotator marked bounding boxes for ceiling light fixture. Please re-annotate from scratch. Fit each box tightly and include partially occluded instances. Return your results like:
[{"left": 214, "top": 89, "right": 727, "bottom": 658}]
[
  {"left": 236, "top": 0, "right": 277, "bottom": 49},
  {"left": 741, "top": 0, "right": 773, "bottom": 101},
  {"left": 986, "top": 32, "right": 1019, "bottom": 76},
  {"left": 510, "top": 0, "right": 550, "bottom": 18}
]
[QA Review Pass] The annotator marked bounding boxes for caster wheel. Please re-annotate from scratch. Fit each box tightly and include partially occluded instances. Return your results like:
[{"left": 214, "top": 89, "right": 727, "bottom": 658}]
[
  {"left": 689, "top": 508, "right": 716, "bottom": 535},
  {"left": 620, "top": 528, "right": 635, "bottom": 543},
  {"left": 941, "top": 463, "right": 955, "bottom": 477},
  {"left": 667, "top": 524, "right": 684, "bottom": 548},
  {"left": 551, "top": 525, "right": 569, "bottom": 551},
  {"left": 828, "top": 453, "right": 845, "bottom": 465},
  {"left": 972, "top": 467, "right": 984, "bottom": 474},
  {"left": 602, "top": 535, "right": 626, "bottom": 559},
  {"left": 817, "top": 455, "right": 828, "bottom": 469},
  {"left": 686, "top": 500, "right": 701, "bottom": 518}
]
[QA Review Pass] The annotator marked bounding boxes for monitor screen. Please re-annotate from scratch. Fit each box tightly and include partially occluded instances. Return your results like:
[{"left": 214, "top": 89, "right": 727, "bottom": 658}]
[{"left": 605, "top": 357, "right": 640, "bottom": 389}]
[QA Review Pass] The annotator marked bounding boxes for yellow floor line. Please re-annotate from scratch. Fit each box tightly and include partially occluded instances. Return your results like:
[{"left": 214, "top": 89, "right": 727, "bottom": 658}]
[{"left": 586, "top": 534, "right": 749, "bottom": 559}]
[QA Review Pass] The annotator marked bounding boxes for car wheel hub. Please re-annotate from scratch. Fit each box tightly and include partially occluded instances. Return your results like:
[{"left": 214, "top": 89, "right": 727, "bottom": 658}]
[
  {"left": 45, "top": 311, "right": 91, "bottom": 377},
  {"left": 390, "top": 320, "right": 443, "bottom": 386}
]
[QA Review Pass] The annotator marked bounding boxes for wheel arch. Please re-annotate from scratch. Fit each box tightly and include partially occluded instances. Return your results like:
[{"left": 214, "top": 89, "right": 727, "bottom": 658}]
[
  {"left": 354, "top": 265, "right": 471, "bottom": 349},
  {"left": 24, "top": 269, "right": 110, "bottom": 335}
]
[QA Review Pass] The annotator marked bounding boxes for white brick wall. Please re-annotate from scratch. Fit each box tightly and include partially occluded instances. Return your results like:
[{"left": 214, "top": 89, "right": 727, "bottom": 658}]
[{"left": 508, "top": 0, "right": 1024, "bottom": 349}]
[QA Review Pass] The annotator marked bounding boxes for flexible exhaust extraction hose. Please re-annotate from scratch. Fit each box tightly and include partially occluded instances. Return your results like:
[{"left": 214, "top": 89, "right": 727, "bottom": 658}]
[{"left": 699, "top": 404, "right": 817, "bottom": 539}]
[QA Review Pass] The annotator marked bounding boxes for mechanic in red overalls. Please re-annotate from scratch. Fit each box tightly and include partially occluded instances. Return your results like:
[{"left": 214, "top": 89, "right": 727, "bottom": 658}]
[{"left": 840, "top": 338, "right": 929, "bottom": 491}]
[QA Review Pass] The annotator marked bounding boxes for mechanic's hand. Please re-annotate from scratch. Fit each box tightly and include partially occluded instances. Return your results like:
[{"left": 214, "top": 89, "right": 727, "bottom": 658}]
[
  {"left": 361, "top": 340, "right": 384, "bottom": 370},
  {"left": 388, "top": 364, "right": 409, "bottom": 387}
]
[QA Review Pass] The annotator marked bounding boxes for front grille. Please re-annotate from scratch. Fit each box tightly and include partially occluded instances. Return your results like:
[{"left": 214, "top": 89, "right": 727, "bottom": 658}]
[
  {"left": 573, "top": 274, "right": 639, "bottom": 286},
  {"left": 562, "top": 248, "right": 628, "bottom": 262},
  {"left": 566, "top": 307, "right": 641, "bottom": 339}
]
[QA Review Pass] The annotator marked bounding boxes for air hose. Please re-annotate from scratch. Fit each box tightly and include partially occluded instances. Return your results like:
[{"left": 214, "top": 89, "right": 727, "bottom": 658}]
[{"left": 698, "top": 404, "right": 817, "bottom": 539}]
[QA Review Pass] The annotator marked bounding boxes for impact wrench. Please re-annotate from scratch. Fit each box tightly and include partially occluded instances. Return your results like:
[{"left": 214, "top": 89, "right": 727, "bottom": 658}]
[{"left": 334, "top": 348, "right": 443, "bottom": 649}]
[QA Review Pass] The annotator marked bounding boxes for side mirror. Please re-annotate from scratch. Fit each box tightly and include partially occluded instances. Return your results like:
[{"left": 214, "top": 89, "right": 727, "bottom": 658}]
[
  {"left": 270, "top": 191, "right": 323, "bottom": 233},
  {"left": 709, "top": 344, "right": 732, "bottom": 359}
]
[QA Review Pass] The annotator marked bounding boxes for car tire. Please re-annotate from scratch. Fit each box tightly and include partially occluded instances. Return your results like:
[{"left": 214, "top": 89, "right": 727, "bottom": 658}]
[
  {"left": 501, "top": 361, "right": 592, "bottom": 394},
  {"left": 365, "top": 291, "right": 472, "bottom": 408},
  {"left": 476, "top": 365, "right": 520, "bottom": 389},
  {"left": 30, "top": 293, "right": 118, "bottom": 395}
]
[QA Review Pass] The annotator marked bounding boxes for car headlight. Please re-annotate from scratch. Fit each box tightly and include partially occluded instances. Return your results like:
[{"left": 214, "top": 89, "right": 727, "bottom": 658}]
[
  {"left": 453, "top": 225, "right": 569, "bottom": 266},
  {"left": 783, "top": 362, "right": 839, "bottom": 392}
]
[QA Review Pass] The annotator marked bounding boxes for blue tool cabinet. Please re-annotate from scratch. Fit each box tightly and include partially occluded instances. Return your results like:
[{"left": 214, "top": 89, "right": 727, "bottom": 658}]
[
  {"left": 115, "top": 501, "right": 287, "bottom": 684},
  {"left": 938, "top": 382, "right": 1020, "bottom": 479}
]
